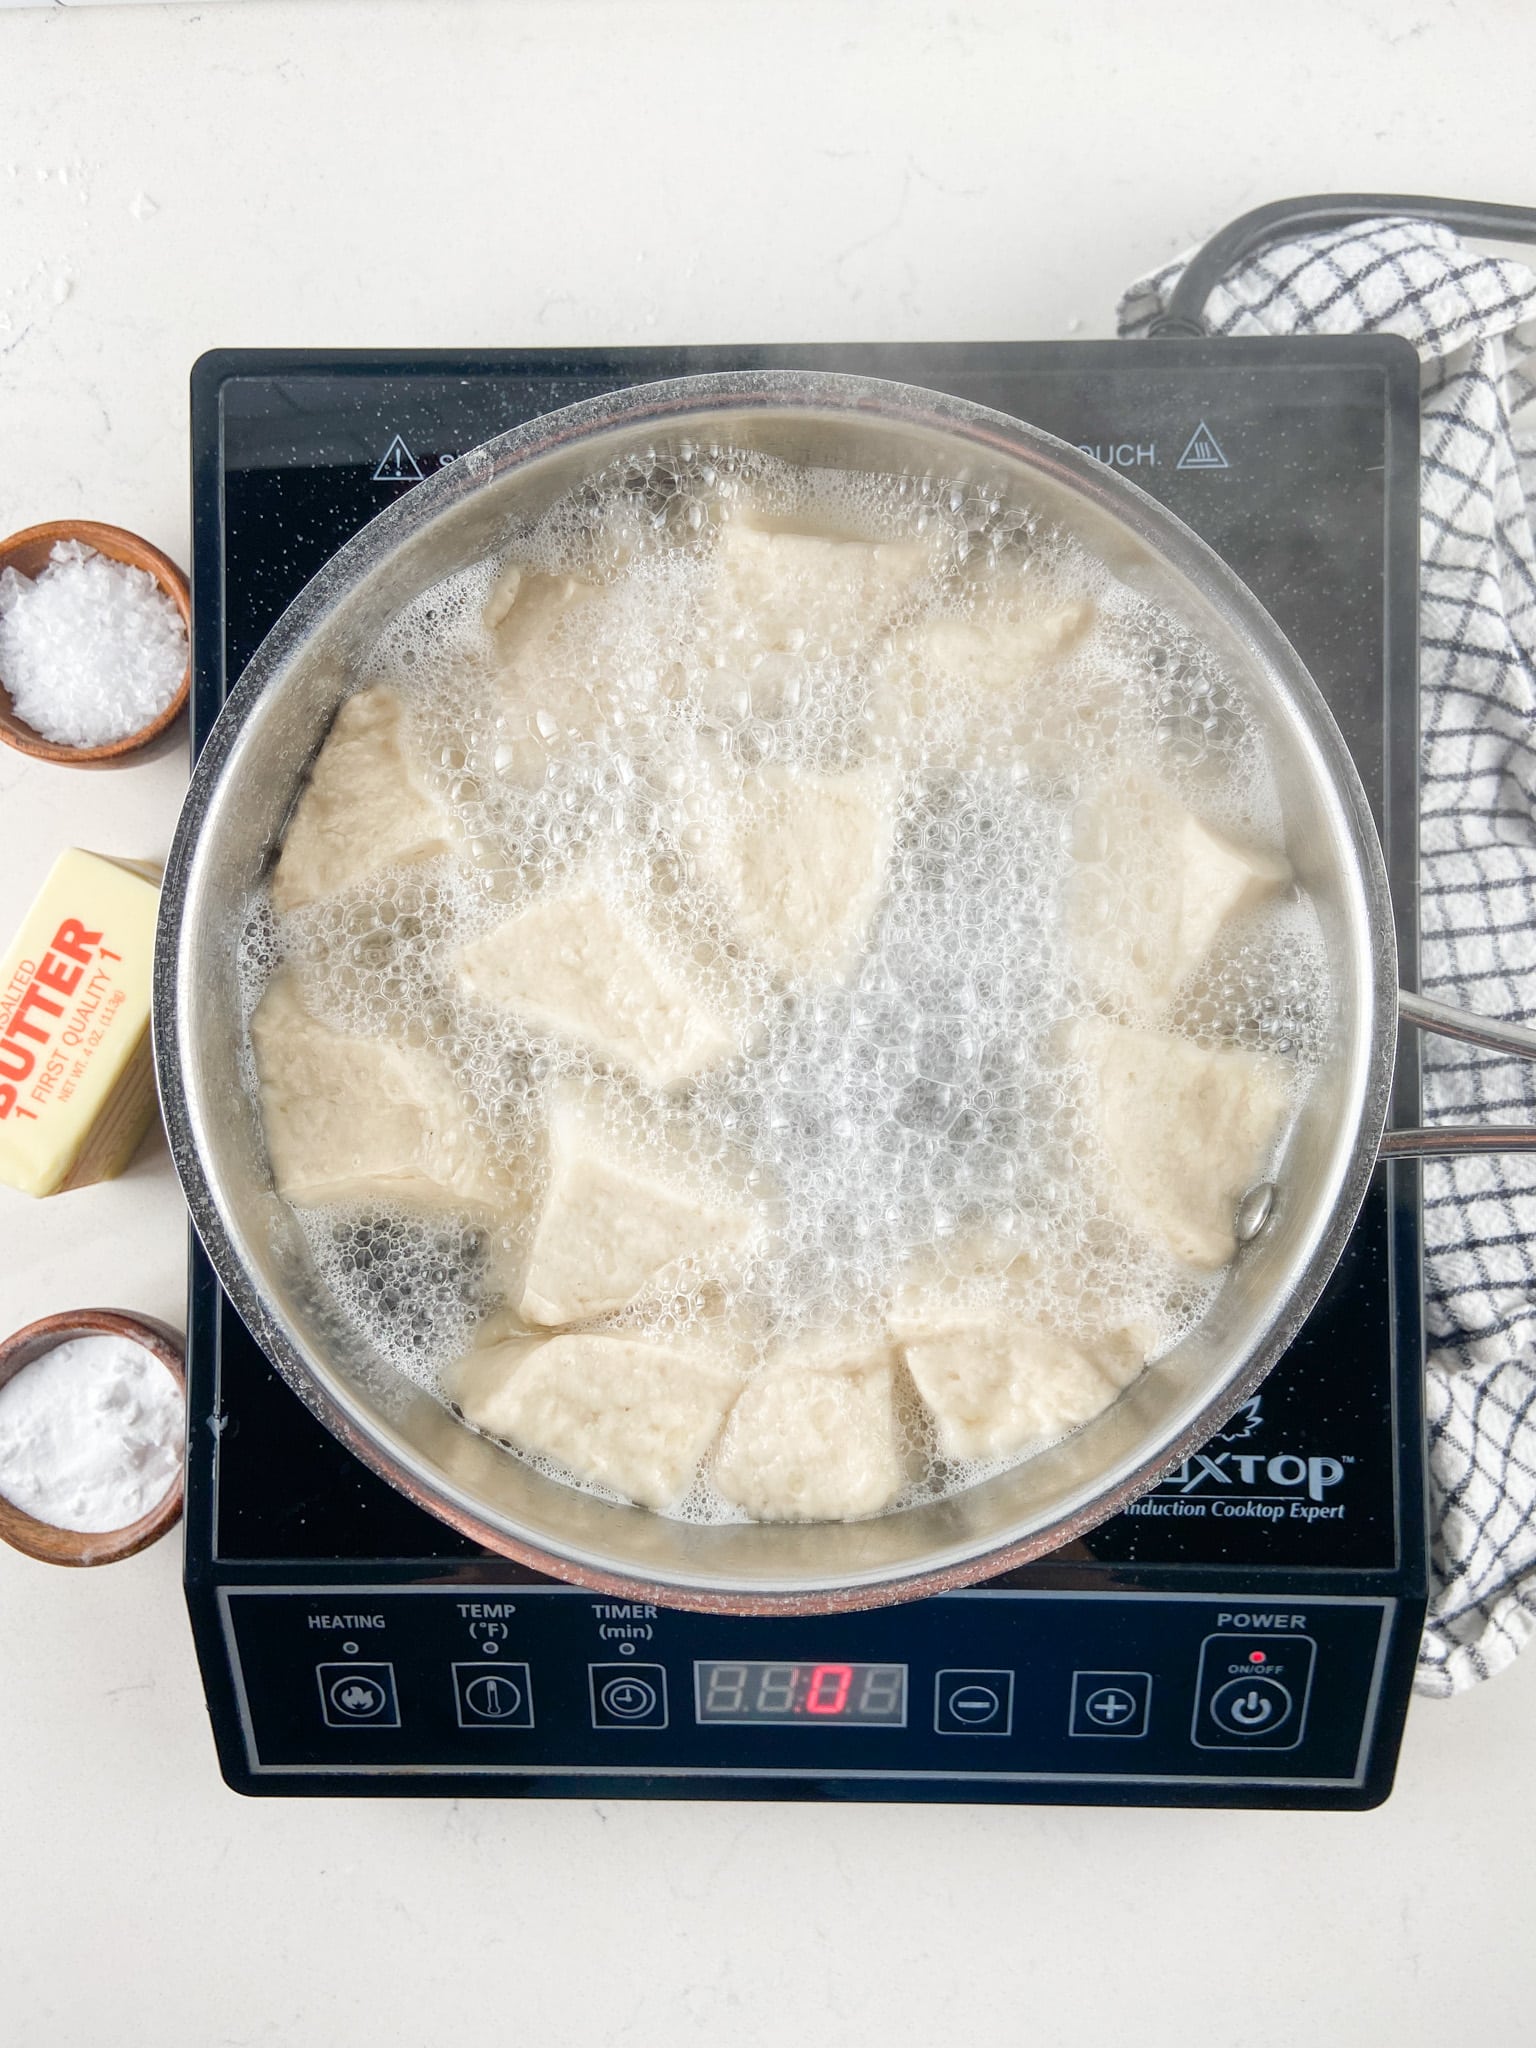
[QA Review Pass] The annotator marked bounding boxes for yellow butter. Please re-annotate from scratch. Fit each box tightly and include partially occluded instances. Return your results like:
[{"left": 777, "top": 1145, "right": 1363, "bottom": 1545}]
[{"left": 0, "top": 849, "right": 161, "bottom": 1198}]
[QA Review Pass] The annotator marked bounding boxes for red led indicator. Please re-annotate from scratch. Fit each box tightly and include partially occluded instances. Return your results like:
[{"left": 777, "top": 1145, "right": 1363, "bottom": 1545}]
[
  {"left": 1249, "top": 1650, "right": 1267, "bottom": 1664},
  {"left": 804, "top": 1664, "right": 854, "bottom": 1714}
]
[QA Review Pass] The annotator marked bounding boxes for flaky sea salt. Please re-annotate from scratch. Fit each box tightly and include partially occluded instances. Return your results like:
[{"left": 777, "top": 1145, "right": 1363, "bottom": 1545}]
[
  {"left": 0, "top": 1332, "right": 184, "bottom": 1533},
  {"left": 0, "top": 539, "right": 186, "bottom": 747}
]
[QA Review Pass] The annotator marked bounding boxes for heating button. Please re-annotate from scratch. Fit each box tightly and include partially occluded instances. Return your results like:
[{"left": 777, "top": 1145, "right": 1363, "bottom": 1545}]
[
  {"left": 316, "top": 1662, "right": 400, "bottom": 1729},
  {"left": 1192, "top": 1633, "right": 1315, "bottom": 1750}
]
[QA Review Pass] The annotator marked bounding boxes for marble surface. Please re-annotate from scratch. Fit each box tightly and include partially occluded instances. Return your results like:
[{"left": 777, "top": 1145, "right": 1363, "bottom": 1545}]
[{"left": 2, "top": 3, "right": 1535, "bottom": 2043}]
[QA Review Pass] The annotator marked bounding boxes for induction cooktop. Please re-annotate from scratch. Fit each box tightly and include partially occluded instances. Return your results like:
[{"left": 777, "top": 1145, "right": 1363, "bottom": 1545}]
[{"left": 183, "top": 340, "right": 1427, "bottom": 1806}]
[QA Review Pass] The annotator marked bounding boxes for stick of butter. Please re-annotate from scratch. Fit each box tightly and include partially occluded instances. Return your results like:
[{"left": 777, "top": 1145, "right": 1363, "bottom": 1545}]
[{"left": 0, "top": 849, "right": 162, "bottom": 1197}]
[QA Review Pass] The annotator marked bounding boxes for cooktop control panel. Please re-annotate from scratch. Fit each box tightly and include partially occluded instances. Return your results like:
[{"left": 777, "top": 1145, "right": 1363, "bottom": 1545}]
[{"left": 217, "top": 1587, "right": 1399, "bottom": 1800}]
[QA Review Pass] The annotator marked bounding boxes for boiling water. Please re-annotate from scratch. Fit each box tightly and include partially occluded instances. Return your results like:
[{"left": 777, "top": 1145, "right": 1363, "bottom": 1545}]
[{"left": 238, "top": 447, "right": 1331, "bottom": 1520}]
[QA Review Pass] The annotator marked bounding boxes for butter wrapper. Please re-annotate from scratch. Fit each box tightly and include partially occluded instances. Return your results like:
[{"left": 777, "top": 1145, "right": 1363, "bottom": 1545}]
[{"left": 0, "top": 849, "right": 162, "bottom": 1197}]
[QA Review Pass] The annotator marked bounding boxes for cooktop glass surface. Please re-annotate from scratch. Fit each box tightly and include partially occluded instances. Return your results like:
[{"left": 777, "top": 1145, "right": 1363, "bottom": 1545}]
[{"left": 188, "top": 340, "right": 1423, "bottom": 1582}]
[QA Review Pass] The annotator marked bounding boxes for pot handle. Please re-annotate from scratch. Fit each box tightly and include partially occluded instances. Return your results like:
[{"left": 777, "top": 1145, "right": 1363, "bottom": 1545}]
[{"left": 1378, "top": 990, "right": 1536, "bottom": 1158}]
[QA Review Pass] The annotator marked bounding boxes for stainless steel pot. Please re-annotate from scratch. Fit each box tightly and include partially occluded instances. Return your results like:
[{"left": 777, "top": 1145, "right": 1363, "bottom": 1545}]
[{"left": 153, "top": 369, "right": 1536, "bottom": 1616}]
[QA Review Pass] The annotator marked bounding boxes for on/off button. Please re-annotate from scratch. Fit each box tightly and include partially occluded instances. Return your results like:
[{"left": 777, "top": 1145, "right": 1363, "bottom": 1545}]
[
  {"left": 1209, "top": 1677, "right": 1293, "bottom": 1737},
  {"left": 1192, "top": 1633, "right": 1316, "bottom": 1751}
]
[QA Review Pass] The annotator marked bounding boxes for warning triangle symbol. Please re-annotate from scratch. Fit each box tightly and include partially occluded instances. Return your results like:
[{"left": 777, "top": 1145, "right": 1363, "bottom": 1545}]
[
  {"left": 1176, "top": 421, "right": 1228, "bottom": 471},
  {"left": 373, "top": 433, "right": 424, "bottom": 484}
]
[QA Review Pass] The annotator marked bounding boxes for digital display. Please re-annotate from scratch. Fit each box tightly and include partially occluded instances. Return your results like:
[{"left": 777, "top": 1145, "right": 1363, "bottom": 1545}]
[{"left": 694, "top": 1661, "right": 907, "bottom": 1726}]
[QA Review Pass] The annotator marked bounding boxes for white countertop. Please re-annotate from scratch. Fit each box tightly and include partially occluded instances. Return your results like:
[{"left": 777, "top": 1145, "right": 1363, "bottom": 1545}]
[{"left": 3, "top": 4, "right": 1536, "bottom": 2042}]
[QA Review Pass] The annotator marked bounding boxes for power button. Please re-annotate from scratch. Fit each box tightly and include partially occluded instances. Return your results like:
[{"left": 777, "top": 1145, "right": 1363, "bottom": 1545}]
[
  {"left": 1209, "top": 1677, "right": 1293, "bottom": 1736},
  {"left": 1192, "top": 1633, "right": 1315, "bottom": 1751}
]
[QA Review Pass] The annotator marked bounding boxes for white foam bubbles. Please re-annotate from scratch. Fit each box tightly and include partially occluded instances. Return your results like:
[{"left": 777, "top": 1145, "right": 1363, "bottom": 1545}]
[{"left": 239, "top": 446, "right": 1334, "bottom": 1522}]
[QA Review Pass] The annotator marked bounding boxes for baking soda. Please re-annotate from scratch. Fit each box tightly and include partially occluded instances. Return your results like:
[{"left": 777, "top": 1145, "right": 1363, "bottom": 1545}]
[
  {"left": 0, "top": 1332, "right": 184, "bottom": 1533},
  {"left": 0, "top": 539, "right": 186, "bottom": 747}
]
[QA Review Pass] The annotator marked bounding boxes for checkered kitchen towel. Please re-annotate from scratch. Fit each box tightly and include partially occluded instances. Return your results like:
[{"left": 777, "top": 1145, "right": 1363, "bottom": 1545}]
[{"left": 1121, "top": 219, "right": 1536, "bottom": 1695}]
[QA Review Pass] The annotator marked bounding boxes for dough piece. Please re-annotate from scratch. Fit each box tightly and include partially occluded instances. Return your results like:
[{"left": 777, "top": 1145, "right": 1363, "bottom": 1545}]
[
  {"left": 909, "top": 598, "right": 1093, "bottom": 697},
  {"left": 271, "top": 687, "right": 453, "bottom": 912},
  {"left": 896, "top": 1318, "right": 1148, "bottom": 1462},
  {"left": 697, "top": 523, "right": 934, "bottom": 671},
  {"left": 885, "top": 1229, "right": 1041, "bottom": 1336},
  {"left": 486, "top": 563, "right": 612, "bottom": 667},
  {"left": 518, "top": 1089, "right": 755, "bottom": 1325},
  {"left": 1070, "top": 774, "right": 1291, "bottom": 1013},
  {"left": 712, "top": 1339, "right": 905, "bottom": 1522},
  {"left": 870, "top": 562, "right": 1093, "bottom": 753},
  {"left": 484, "top": 565, "right": 625, "bottom": 786},
  {"left": 1073, "top": 1017, "right": 1291, "bottom": 1270},
  {"left": 251, "top": 972, "right": 502, "bottom": 1212},
  {"left": 695, "top": 765, "right": 896, "bottom": 978},
  {"left": 457, "top": 885, "right": 736, "bottom": 1088},
  {"left": 485, "top": 559, "right": 572, "bottom": 638},
  {"left": 455, "top": 1333, "right": 741, "bottom": 1511}
]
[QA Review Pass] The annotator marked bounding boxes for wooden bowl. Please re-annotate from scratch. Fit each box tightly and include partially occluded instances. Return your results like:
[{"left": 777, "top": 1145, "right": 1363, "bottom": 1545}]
[
  {"left": 0, "top": 521, "right": 190, "bottom": 765},
  {"left": 0, "top": 1309, "right": 186, "bottom": 1566}
]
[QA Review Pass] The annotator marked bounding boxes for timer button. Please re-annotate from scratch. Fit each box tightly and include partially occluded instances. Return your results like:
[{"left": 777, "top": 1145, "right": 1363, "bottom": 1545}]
[
  {"left": 589, "top": 1662, "right": 669, "bottom": 1729},
  {"left": 935, "top": 1669, "right": 1014, "bottom": 1736}
]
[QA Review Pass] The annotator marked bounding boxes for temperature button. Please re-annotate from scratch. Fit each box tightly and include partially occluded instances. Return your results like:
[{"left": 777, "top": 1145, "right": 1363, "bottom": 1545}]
[
  {"left": 590, "top": 1663, "right": 669, "bottom": 1729},
  {"left": 1193, "top": 1634, "right": 1315, "bottom": 1750},
  {"left": 935, "top": 1669, "right": 1014, "bottom": 1736},
  {"left": 453, "top": 1662, "right": 534, "bottom": 1729}
]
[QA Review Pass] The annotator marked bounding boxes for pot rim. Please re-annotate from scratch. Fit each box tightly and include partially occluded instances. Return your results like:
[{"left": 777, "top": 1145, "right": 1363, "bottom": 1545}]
[{"left": 153, "top": 367, "right": 1399, "bottom": 1612}]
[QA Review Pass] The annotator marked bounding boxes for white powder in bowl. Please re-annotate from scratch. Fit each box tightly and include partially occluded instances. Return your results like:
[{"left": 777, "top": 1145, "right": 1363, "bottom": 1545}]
[
  {"left": 0, "top": 1331, "right": 184, "bottom": 1534},
  {"left": 0, "top": 539, "right": 187, "bottom": 747}
]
